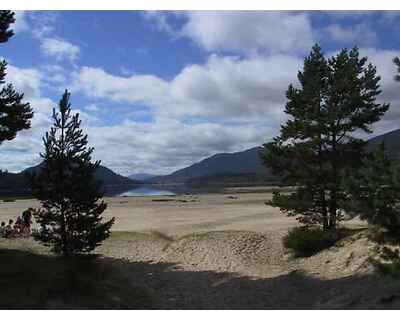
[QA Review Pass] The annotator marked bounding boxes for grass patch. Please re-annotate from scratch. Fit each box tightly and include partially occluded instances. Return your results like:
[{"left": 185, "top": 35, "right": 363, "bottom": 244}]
[
  {"left": 0, "top": 248, "right": 155, "bottom": 309},
  {"left": 2, "top": 198, "right": 16, "bottom": 202},
  {"left": 151, "top": 199, "right": 175, "bottom": 202},
  {"left": 283, "top": 227, "right": 350, "bottom": 258}
]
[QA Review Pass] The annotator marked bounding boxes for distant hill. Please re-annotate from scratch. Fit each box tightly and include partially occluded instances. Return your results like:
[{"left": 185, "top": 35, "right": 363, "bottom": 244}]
[
  {"left": 22, "top": 162, "right": 139, "bottom": 187},
  {"left": 149, "top": 128, "right": 400, "bottom": 186},
  {"left": 0, "top": 162, "right": 140, "bottom": 197},
  {"left": 148, "top": 147, "right": 275, "bottom": 185},
  {"left": 128, "top": 173, "right": 157, "bottom": 181},
  {"left": 186, "top": 172, "right": 280, "bottom": 189},
  {"left": 367, "top": 128, "right": 400, "bottom": 159}
]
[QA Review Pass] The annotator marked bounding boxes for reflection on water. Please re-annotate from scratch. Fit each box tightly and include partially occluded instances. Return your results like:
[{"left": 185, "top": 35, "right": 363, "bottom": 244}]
[{"left": 117, "top": 186, "right": 176, "bottom": 197}]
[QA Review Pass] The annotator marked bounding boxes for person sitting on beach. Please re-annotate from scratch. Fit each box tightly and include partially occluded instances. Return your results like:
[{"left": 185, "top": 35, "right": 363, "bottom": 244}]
[
  {"left": 0, "top": 222, "right": 6, "bottom": 237},
  {"left": 5, "top": 219, "right": 14, "bottom": 238},
  {"left": 15, "top": 216, "right": 23, "bottom": 232},
  {"left": 22, "top": 208, "right": 33, "bottom": 236},
  {"left": 13, "top": 220, "right": 21, "bottom": 237}
]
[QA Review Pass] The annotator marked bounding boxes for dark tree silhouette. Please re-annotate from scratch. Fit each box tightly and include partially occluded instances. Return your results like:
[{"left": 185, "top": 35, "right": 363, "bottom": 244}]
[
  {"left": 0, "top": 10, "right": 33, "bottom": 146},
  {"left": 31, "top": 90, "right": 114, "bottom": 256},
  {"left": 394, "top": 56, "right": 400, "bottom": 82},
  {"left": 261, "top": 44, "right": 389, "bottom": 231}
]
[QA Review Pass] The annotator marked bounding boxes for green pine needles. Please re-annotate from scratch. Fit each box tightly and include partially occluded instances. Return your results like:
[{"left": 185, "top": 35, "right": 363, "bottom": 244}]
[
  {"left": 262, "top": 44, "right": 389, "bottom": 231},
  {"left": 345, "top": 144, "right": 400, "bottom": 271},
  {"left": 0, "top": 10, "right": 33, "bottom": 146},
  {"left": 31, "top": 90, "right": 115, "bottom": 256}
]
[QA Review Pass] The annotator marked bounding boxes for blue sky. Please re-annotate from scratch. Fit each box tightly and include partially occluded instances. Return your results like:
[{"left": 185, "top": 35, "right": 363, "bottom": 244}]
[{"left": 2, "top": 11, "right": 400, "bottom": 175}]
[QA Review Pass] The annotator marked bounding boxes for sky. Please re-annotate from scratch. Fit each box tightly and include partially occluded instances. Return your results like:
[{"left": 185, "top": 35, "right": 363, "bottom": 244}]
[{"left": 1, "top": 10, "right": 400, "bottom": 176}]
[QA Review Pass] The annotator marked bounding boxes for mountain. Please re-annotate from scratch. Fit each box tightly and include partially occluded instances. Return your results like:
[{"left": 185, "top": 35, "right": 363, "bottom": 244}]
[
  {"left": 0, "top": 162, "right": 140, "bottom": 197},
  {"left": 128, "top": 173, "right": 157, "bottom": 181},
  {"left": 148, "top": 147, "right": 275, "bottom": 184},
  {"left": 149, "top": 128, "right": 400, "bottom": 186},
  {"left": 367, "top": 128, "right": 400, "bottom": 159},
  {"left": 22, "top": 162, "right": 139, "bottom": 186}
]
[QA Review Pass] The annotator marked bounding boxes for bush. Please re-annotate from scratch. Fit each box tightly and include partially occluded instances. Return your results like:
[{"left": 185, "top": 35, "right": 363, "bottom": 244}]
[{"left": 283, "top": 227, "right": 347, "bottom": 257}]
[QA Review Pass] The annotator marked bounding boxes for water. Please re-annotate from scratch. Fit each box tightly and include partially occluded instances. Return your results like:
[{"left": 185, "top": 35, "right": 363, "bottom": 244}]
[{"left": 117, "top": 186, "right": 177, "bottom": 197}]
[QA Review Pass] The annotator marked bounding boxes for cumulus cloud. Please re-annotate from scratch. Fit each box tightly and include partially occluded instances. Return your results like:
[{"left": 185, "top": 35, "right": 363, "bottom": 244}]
[
  {"left": 66, "top": 53, "right": 305, "bottom": 175},
  {"left": 40, "top": 37, "right": 80, "bottom": 62},
  {"left": 72, "top": 54, "right": 301, "bottom": 121},
  {"left": 358, "top": 48, "right": 400, "bottom": 135},
  {"left": 0, "top": 64, "right": 54, "bottom": 171},
  {"left": 6, "top": 65, "right": 42, "bottom": 98},
  {"left": 86, "top": 119, "right": 273, "bottom": 175},
  {"left": 146, "top": 11, "right": 315, "bottom": 55},
  {"left": 0, "top": 63, "right": 98, "bottom": 172},
  {"left": 69, "top": 48, "right": 400, "bottom": 175},
  {"left": 2, "top": 61, "right": 274, "bottom": 176},
  {"left": 3, "top": 11, "right": 400, "bottom": 177}
]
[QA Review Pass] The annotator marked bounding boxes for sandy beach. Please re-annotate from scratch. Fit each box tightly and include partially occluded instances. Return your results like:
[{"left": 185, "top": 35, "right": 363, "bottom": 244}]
[
  {"left": 2, "top": 189, "right": 399, "bottom": 309},
  {"left": 0, "top": 190, "right": 302, "bottom": 235}
]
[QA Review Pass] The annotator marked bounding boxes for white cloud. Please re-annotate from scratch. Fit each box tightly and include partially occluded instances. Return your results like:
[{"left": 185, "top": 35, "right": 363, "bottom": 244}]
[
  {"left": 28, "top": 11, "right": 58, "bottom": 39},
  {"left": 143, "top": 11, "right": 177, "bottom": 36},
  {"left": 72, "top": 54, "right": 301, "bottom": 122},
  {"left": 325, "top": 23, "right": 377, "bottom": 45},
  {"left": 40, "top": 37, "right": 80, "bottom": 62},
  {"left": 6, "top": 65, "right": 42, "bottom": 98},
  {"left": 73, "top": 66, "right": 168, "bottom": 106},
  {"left": 146, "top": 11, "right": 315, "bottom": 55},
  {"left": 69, "top": 47, "right": 400, "bottom": 175},
  {"left": 68, "top": 53, "right": 304, "bottom": 175},
  {"left": 0, "top": 64, "right": 54, "bottom": 171},
  {"left": 12, "top": 11, "right": 29, "bottom": 34},
  {"left": 0, "top": 64, "right": 98, "bottom": 172},
  {"left": 4, "top": 11, "right": 400, "bottom": 177},
  {"left": 358, "top": 48, "right": 400, "bottom": 135},
  {"left": 86, "top": 118, "right": 273, "bottom": 176}
]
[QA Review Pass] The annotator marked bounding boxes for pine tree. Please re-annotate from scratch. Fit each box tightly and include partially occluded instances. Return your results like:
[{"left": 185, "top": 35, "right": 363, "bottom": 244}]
[
  {"left": 344, "top": 144, "right": 400, "bottom": 268},
  {"left": 261, "top": 44, "right": 389, "bottom": 231},
  {"left": 31, "top": 90, "right": 115, "bottom": 256},
  {"left": 0, "top": 10, "right": 33, "bottom": 145}
]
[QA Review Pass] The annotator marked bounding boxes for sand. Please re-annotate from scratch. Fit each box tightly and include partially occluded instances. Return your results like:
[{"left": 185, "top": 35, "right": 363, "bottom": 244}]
[
  {"left": 0, "top": 190, "right": 362, "bottom": 235},
  {"left": 3, "top": 189, "right": 395, "bottom": 309}
]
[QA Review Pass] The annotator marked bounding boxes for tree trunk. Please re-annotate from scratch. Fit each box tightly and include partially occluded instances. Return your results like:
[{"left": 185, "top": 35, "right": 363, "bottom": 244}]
[
  {"left": 320, "top": 190, "right": 329, "bottom": 231},
  {"left": 328, "top": 189, "right": 337, "bottom": 230},
  {"left": 329, "top": 132, "right": 338, "bottom": 231}
]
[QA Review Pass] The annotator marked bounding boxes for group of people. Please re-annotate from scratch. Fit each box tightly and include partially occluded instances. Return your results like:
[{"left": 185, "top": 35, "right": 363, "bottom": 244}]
[{"left": 0, "top": 208, "right": 33, "bottom": 238}]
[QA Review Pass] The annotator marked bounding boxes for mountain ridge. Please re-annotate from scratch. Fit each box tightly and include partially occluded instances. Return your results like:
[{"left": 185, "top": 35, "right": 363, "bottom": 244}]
[
  {"left": 128, "top": 173, "right": 157, "bottom": 181},
  {"left": 148, "top": 128, "right": 400, "bottom": 185},
  {"left": 0, "top": 162, "right": 140, "bottom": 197},
  {"left": 148, "top": 146, "right": 274, "bottom": 184}
]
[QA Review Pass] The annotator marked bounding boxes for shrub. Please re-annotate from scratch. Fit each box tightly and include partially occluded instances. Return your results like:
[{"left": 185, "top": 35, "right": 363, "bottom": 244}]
[{"left": 283, "top": 227, "right": 347, "bottom": 257}]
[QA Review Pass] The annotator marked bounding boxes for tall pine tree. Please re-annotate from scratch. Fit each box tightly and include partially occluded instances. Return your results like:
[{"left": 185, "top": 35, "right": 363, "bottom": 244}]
[
  {"left": 262, "top": 44, "right": 389, "bottom": 231},
  {"left": 31, "top": 90, "right": 114, "bottom": 256},
  {"left": 0, "top": 11, "right": 33, "bottom": 146}
]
